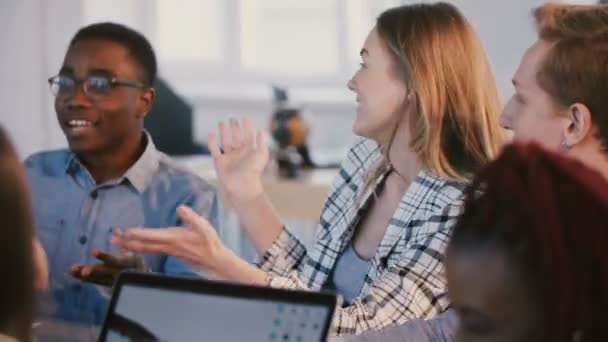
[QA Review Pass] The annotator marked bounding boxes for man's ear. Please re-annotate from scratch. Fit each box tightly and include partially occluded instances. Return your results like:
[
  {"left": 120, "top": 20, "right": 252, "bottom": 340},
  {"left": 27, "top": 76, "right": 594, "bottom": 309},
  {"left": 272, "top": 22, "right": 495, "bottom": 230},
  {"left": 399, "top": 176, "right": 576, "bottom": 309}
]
[
  {"left": 136, "top": 87, "right": 155, "bottom": 119},
  {"left": 562, "top": 102, "right": 593, "bottom": 148}
]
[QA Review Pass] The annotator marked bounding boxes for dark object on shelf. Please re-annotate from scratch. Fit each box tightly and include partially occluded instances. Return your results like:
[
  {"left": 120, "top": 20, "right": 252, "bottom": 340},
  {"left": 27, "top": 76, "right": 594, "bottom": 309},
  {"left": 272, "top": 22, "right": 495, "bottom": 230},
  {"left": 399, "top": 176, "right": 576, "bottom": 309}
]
[
  {"left": 269, "top": 85, "right": 314, "bottom": 178},
  {"left": 145, "top": 78, "right": 209, "bottom": 156}
]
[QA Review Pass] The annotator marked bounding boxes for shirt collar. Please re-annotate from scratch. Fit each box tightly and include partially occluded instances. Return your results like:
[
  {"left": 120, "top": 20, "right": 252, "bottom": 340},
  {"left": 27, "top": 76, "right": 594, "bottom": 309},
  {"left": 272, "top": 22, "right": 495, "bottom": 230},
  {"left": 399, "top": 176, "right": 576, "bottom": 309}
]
[
  {"left": 122, "top": 131, "right": 160, "bottom": 193},
  {"left": 64, "top": 152, "right": 79, "bottom": 174},
  {"left": 63, "top": 130, "right": 161, "bottom": 193}
]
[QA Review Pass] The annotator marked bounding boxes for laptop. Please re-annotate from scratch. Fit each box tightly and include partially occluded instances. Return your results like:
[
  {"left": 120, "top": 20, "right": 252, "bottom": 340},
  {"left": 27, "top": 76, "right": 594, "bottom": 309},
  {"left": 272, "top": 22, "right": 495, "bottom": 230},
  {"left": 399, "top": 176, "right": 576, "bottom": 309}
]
[{"left": 98, "top": 272, "right": 337, "bottom": 342}]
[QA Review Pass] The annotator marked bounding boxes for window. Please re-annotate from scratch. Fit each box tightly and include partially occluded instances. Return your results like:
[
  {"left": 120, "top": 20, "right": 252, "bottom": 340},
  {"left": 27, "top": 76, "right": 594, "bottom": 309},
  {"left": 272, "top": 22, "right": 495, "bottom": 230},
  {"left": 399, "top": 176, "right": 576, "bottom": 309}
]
[
  {"left": 81, "top": 0, "right": 409, "bottom": 102},
  {"left": 240, "top": 0, "right": 340, "bottom": 76},
  {"left": 156, "top": 0, "right": 224, "bottom": 63},
  {"left": 83, "top": 0, "right": 399, "bottom": 85}
]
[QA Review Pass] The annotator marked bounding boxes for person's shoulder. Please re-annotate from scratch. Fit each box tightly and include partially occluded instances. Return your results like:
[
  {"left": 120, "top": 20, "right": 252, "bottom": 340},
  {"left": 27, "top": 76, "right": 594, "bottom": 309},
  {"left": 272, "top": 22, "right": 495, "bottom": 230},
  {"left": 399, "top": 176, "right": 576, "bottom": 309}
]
[
  {"left": 336, "top": 138, "right": 383, "bottom": 179},
  {"left": 418, "top": 171, "right": 468, "bottom": 215},
  {"left": 436, "top": 179, "right": 468, "bottom": 206},
  {"left": 154, "top": 153, "right": 216, "bottom": 195},
  {"left": 24, "top": 149, "right": 72, "bottom": 176},
  {"left": 343, "top": 138, "right": 382, "bottom": 168},
  {"left": 324, "top": 138, "right": 383, "bottom": 198}
]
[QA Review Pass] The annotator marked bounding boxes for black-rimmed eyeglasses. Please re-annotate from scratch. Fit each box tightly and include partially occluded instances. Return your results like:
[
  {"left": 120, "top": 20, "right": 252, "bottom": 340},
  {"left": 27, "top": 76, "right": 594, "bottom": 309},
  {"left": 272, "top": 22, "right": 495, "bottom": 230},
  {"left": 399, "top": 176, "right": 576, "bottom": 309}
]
[{"left": 48, "top": 75, "right": 149, "bottom": 99}]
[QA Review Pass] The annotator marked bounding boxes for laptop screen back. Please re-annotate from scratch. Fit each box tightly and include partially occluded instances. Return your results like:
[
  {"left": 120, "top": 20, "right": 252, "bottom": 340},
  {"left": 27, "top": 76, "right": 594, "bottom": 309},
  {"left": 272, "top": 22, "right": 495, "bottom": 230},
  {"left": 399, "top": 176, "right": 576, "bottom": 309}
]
[{"left": 99, "top": 274, "right": 335, "bottom": 342}]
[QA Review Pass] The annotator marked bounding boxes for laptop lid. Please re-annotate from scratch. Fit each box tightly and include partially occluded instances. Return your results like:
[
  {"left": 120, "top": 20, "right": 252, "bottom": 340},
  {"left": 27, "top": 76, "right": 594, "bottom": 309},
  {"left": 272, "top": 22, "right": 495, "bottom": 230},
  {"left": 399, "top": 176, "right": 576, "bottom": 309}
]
[{"left": 98, "top": 272, "right": 337, "bottom": 342}]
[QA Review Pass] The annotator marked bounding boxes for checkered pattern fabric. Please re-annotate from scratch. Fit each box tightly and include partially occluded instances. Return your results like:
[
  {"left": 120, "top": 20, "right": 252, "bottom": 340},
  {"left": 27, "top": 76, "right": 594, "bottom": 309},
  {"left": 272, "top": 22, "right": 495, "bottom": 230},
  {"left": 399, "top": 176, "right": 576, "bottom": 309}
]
[{"left": 258, "top": 138, "right": 467, "bottom": 336}]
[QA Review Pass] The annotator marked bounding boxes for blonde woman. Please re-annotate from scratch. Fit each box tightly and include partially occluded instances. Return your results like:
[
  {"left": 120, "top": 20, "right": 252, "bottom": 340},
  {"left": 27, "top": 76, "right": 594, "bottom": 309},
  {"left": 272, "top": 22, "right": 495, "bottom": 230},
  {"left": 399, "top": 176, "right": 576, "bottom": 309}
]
[
  {"left": 113, "top": 2, "right": 504, "bottom": 336},
  {"left": 343, "top": 3, "right": 608, "bottom": 341}
]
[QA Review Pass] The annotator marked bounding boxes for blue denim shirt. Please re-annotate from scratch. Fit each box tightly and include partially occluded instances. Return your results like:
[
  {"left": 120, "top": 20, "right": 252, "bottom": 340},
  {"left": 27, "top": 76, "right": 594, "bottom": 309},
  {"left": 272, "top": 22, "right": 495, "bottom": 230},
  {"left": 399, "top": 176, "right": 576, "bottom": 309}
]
[{"left": 26, "top": 133, "right": 220, "bottom": 324}]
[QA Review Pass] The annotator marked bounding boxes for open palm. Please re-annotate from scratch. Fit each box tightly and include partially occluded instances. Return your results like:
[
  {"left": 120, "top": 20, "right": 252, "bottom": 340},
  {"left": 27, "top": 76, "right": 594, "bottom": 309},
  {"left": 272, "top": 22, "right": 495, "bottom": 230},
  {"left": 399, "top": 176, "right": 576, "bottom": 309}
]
[
  {"left": 209, "top": 118, "right": 270, "bottom": 204},
  {"left": 112, "top": 206, "right": 225, "bottom": 273}
]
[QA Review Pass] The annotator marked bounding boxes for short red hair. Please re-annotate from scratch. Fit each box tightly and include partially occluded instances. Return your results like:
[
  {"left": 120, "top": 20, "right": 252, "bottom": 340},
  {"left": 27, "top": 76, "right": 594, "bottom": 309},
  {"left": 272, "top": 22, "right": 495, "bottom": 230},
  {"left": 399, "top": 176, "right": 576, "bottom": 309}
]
[{"left": 449, "top": 142, "right": 608, "bottom": 342}]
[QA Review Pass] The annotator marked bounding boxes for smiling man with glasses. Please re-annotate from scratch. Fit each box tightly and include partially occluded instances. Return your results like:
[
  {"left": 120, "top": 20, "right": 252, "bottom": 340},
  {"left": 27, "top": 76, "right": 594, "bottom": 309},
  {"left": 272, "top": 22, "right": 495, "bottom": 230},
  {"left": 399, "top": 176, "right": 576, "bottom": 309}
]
[{"left": 25, "top": 22, "right": 221, "bottom": 324}]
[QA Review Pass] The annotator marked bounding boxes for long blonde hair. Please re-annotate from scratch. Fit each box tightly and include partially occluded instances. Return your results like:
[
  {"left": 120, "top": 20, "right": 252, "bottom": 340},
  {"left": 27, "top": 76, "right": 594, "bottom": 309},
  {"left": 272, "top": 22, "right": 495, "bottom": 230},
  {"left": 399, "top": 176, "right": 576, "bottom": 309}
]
[{"left": 372, "top": 2, "right": 504, "bottom": 182}]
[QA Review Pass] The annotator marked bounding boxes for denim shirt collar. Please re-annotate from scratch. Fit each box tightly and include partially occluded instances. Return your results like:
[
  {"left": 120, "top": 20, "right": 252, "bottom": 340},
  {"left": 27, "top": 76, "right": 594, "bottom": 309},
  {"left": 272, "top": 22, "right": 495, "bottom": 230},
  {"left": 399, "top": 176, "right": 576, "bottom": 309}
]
[{"left": 64, "top": 131, "right": 160, "bottom": 193}]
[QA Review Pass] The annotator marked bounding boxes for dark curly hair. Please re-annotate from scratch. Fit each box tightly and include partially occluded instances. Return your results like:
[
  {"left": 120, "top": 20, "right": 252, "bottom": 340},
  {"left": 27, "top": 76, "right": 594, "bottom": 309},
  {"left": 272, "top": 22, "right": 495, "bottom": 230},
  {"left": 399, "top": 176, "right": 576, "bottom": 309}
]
[{"left": 70, "top": 22, "right": 157, "bottom": 86}]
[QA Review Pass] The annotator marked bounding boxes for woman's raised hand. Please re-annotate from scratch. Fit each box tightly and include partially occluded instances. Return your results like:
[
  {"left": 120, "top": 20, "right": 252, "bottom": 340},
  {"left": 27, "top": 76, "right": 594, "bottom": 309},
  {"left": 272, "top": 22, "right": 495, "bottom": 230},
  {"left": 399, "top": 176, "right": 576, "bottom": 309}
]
[{"left": 208, "top": 117, "right": 270, "bottom": 204}]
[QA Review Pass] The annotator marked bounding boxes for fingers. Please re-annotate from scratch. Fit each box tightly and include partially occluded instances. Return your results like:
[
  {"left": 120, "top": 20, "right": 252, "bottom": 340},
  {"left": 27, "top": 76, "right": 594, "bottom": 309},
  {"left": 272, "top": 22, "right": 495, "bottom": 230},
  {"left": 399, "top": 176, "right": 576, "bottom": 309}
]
[
  {"left": 92, "top": 249, "right": 135, "bottom": 268},
  {"left": 82, "top": 267, "right": 119, "bottom": 286},
  {"left": 208, "top": 132, "right": 222, "bottom": 158},
  {"left": 215, "top": 118, "right": 258, "bottom": 154},
  {"left": 81, "top": 264, "right": 122, "bottom": 278},
  {"left": 219, "top": 121, "right": 233, "bottom": 153},
  {"left": 243, "top": 117, "right": 255, "bottom": 146},
  {"left": 230, "top": 118, "right": 243, "bottom": 148},
  {"left": 256, "top": 129, "right": 267, "bottom": 153},
  {"left": 115, "top": 238, "right": 171, "bottom": 255},
  {"left": 69, "top": 263, "right": 122, "bottom": 286},
  {"left": 113, "top": 230, "right": 196, "bottom": 264},
  {"left": 69, "top": 264, "right": 84, "bottom": 276},
  {"left": 112, "top": 227, "right": 183, "bottom": 257},
  {"left": 118, "top": 227, "right": 181, "bottom": 244},
  {"left": 113, "top": 231, "right": 172, "bottom": 252},
  {"left": 73, "top": 273, "right": 115, "bottom": 286},
  {"left": 176, "top": 206, "right": 216, "bottom": 235}
]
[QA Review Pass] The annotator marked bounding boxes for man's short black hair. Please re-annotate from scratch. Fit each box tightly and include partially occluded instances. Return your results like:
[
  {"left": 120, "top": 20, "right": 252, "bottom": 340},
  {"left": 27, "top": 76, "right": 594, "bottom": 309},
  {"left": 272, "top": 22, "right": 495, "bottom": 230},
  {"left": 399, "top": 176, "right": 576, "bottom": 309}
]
[{"left": 69, "top": 22, "right": 157, "bottom": 86}]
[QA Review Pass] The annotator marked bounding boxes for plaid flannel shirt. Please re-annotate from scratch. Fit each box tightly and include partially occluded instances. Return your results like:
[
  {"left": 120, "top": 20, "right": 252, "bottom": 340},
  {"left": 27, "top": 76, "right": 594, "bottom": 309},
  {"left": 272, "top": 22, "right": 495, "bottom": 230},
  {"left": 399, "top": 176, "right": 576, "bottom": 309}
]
[{"left": 257, "top": 138, "right": 467, "bottom": 336}]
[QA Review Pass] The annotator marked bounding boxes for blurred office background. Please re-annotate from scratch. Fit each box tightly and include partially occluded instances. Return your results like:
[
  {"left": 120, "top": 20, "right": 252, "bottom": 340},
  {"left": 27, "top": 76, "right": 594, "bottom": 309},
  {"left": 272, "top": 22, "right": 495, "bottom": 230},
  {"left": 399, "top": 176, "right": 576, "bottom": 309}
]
[
  {"left": 0, "top": 0, "right": 596, "bottom": 257},
  {"left": 0, "top": 0, "right": 595, "bottom": 159}
]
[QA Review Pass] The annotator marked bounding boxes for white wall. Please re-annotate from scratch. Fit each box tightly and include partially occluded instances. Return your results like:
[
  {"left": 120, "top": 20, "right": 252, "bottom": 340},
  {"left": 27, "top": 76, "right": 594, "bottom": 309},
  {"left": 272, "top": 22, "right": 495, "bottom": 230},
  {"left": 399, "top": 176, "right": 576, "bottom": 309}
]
[
  {"left": 0, "top": 0, "right": 48, "bottom": 157},
  {"left": 0, "top": 0, "right": 588, "bottom": 159},
  {"left": 0, "top": 0, "right": 87, "bottom": 158},
  {"left": 456, "top": 0, "right": 542, "bottom": 98}
]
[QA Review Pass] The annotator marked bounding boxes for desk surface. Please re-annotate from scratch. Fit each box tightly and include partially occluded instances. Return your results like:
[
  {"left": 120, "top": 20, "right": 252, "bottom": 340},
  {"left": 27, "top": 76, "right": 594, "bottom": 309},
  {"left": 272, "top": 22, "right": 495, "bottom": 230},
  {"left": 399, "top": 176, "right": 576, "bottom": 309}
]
[{"left": 174, "top": 156, "right": 338, "bottom": 220}]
